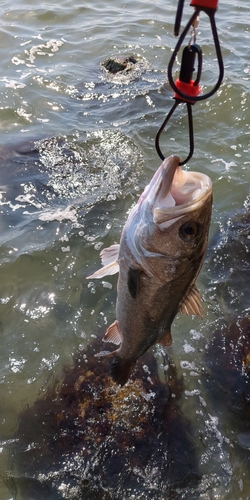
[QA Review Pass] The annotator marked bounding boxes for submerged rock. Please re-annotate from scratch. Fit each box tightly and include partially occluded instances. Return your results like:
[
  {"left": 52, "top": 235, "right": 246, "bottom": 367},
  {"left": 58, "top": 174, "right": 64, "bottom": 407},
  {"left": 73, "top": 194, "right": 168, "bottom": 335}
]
[
  {"left": 204, "top": 316, "right": 250, "bottom": 422},
  {"left": 205, "top": 201, "right": 250, "bottom": 317},
  {"left": 203, "top": 203, "right": 250, "bottom": 454},
  {"left": 4, "top": 340, "right": 199, "bottom": 499},
  {"left": 99, "top": 55, "right": 150, "bottom": 84},
  {"left": 102, "top": 56, "right": 137, "bottom": 74}
]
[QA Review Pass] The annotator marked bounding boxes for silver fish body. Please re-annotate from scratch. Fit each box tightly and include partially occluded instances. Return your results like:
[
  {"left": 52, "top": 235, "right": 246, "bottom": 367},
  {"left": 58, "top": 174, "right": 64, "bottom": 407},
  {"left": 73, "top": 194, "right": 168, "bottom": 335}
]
[{"left": 88, "top": 155, "right": 212, "bottom": 385}]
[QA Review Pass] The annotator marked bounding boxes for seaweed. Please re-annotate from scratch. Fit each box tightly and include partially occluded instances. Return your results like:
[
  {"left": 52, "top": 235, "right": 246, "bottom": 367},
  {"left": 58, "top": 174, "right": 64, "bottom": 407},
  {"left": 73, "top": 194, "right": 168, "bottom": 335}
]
[{"left": 7, "top": 340, "right": 200, "bottom": 499}]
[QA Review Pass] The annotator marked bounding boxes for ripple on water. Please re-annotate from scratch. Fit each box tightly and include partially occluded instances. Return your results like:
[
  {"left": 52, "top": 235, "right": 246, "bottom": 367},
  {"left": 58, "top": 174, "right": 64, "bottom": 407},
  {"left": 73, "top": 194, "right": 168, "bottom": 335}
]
[
  {"left": 36, "top": 130, "right": 144, "bottom": 202},
  {"left": 0, "top": 129, "right": 144, "bottom": 253}
]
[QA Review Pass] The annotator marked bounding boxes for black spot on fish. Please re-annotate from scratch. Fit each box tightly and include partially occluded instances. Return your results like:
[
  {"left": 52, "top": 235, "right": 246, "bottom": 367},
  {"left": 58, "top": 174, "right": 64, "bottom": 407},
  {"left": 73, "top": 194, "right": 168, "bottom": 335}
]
[{"left": 127, "top": 268, "right": 141, "bottom": 299}]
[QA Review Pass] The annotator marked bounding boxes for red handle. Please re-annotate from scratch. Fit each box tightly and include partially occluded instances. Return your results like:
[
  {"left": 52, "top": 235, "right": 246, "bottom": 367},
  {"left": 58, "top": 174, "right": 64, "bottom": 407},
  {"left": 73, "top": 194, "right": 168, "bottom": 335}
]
[
  {"left": 174, "top": 79, "right": 201, "bottom": 103},
  {"left": 190, "top": 0, "right": 218, "bottom": 8}
]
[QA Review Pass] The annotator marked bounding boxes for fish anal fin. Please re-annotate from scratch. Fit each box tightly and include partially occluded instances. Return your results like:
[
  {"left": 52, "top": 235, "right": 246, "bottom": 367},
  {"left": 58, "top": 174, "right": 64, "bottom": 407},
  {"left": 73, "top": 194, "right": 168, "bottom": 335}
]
[
  {"left": 110, "top": 357, "right": 135, "bottom": 386},
  {"left": 158, "top": 330, "right": 172, "bottom": 347},
  {"left": 103, "top": 320, "right": 121, "bottom": 345},
  {"left": 179, "top": 285, "right": 205, "bottom": 318},
  {"left": 86, "top": 260, "right": 119, "bottom": 279}
]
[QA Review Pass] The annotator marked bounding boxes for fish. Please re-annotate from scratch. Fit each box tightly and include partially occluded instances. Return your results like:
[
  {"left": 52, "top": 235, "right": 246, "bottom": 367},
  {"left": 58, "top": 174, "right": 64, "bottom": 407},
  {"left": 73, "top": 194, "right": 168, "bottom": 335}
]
[{"left": 87, "top": 154, "right": 212, "bottom": 386}]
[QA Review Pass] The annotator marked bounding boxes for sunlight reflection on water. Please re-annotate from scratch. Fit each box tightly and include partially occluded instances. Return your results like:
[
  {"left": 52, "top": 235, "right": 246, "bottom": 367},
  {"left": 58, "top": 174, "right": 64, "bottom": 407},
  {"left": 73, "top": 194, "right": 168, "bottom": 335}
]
[{"left": 0, "top": 0, "right": 250, "bottom": 498}]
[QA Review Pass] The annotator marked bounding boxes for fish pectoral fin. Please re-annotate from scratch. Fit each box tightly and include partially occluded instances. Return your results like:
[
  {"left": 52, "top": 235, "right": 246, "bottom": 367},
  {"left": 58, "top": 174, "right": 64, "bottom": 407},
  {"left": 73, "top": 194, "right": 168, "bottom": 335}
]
[
  {"left": 158, "top": 330, "right": 172, "bottom": 346},
  {"left": 86, "top": 260, "right": 119, "bottom": 279},
  {"left": 86, "top": 244, "right": 120, "bottom": 279},
  {"left": 100, "top": 244, "right": 120, "bottom": 266},
  {"left": 103, "top": 320, "right": 121, "bottom": 345},
  {"left": 179, "top": 285, "right": 205, "bottom": 317}
]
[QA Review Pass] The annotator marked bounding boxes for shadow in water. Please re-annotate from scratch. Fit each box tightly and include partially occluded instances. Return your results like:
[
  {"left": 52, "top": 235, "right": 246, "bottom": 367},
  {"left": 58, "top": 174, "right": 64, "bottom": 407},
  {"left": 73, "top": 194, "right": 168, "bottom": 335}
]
[
  {"left": 3, "top": 340, "right": 200, "bottom": 500},
  {"left": 204, "top": 316, "right": 250, "bottom": 435}
]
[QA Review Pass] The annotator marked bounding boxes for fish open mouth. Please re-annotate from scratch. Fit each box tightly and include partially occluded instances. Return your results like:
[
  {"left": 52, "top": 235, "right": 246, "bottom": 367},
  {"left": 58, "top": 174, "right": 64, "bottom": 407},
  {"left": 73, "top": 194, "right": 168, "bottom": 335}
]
[{"left": 153, "top": 156, "right": 212, "bottom": 227}]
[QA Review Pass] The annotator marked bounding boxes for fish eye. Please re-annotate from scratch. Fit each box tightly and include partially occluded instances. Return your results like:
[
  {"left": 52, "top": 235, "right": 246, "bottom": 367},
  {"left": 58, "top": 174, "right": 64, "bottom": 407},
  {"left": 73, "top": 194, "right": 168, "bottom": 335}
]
[{"left": 179, "top": 221, "right": 200, "bottom": 241}]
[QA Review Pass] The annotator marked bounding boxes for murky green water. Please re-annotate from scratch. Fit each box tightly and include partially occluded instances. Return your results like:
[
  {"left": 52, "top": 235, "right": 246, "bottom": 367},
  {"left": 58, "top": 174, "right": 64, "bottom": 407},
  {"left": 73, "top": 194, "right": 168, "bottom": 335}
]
[{"left": 0, "top": 0, "right": 250, "bottom": 498}]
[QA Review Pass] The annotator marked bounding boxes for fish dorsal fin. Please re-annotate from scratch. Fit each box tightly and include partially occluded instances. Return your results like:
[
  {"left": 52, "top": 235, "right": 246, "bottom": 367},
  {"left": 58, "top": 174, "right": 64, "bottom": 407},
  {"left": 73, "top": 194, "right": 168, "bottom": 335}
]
[
  {"left": 103, "top": 320, "right": 121, "bottom": 345},
  {"left": 179, "top": 285, "right": 204, "bottom": 317},
  {"left": 86, "top": 244, "right": 120, "bottom": 279},
  {"left": 158, "top": 330, "right": 172, "bottom": 346}
]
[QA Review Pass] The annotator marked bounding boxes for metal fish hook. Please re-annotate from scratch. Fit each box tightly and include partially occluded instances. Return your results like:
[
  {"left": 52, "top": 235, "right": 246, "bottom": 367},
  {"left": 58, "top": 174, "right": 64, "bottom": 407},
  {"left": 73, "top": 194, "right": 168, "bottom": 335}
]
[{"left": 155, "top": 100, "right": 194, "bottom": 166}]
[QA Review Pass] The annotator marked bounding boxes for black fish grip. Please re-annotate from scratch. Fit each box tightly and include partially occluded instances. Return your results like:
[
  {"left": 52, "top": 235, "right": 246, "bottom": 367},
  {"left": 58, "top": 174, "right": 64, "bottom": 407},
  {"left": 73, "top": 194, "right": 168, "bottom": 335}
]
[{"left": 155, "top": 0, "right": 224, "bottom": 165}]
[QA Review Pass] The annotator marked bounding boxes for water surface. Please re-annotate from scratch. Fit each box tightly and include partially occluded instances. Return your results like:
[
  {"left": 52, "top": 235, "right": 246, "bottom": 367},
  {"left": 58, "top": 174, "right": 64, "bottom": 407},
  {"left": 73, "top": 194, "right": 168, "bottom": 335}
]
[{"left": 0, "top": 0, "right": 250, "bottom": 498}]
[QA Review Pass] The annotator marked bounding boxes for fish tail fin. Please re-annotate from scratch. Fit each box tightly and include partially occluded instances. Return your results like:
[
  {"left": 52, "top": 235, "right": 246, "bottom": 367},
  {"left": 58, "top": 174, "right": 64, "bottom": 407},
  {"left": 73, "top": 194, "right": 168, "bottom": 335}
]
[{"left": 110, "top": 357, "right": 135, "bottom": 387}]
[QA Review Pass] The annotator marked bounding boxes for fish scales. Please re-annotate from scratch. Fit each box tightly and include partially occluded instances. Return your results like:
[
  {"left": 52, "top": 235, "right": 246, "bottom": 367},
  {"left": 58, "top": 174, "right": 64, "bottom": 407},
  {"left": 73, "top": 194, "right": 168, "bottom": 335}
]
[{"left": 87, "top": 155, "right": 212, "bottom": 386}]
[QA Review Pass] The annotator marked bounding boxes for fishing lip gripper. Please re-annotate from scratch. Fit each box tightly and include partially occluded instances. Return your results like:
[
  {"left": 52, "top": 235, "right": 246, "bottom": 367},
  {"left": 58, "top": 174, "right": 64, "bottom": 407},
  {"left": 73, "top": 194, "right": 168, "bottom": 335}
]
[{"left": 155, "top": 0, "right": 224, "bottom": 166}]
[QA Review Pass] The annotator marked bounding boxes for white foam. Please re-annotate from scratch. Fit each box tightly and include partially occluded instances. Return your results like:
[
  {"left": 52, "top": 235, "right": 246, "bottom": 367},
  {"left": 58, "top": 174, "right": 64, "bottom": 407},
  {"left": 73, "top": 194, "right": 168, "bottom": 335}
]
[{"left": 38, "top": 206, "right": 77, "bottom": 222}]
